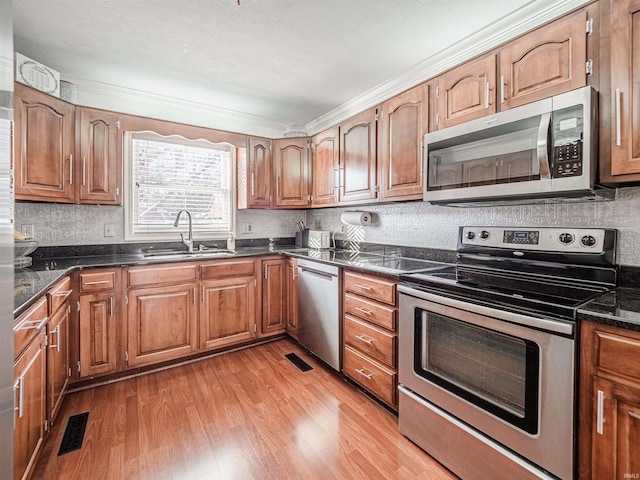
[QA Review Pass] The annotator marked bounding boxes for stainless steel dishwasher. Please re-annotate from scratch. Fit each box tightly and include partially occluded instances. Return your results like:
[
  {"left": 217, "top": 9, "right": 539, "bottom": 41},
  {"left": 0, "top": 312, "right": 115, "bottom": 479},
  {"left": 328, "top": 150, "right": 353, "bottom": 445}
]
[{"left": 297, "top": 258, "right": 340, "bottom": 371}]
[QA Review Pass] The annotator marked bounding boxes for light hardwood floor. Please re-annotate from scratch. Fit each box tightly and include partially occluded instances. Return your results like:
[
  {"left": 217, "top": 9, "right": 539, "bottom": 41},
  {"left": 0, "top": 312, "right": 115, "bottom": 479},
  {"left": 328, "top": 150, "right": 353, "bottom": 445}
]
[{"left": 32, "top": 338, "right": 457, "bottom": 479}]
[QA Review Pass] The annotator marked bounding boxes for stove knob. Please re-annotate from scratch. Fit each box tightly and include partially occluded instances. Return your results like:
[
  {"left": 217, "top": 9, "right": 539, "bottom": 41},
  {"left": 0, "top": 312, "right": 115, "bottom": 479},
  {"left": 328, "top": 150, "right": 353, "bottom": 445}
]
[
  {"left": 581, "top": 235, "right": 597, "bottom": 247},
  {"left": 466, "top": 231, "right": 475, "bottom": 240},
  {"left": 480, "top": 230, "right": 490, "bottom": 239},
  {"left": 559, "top": 233, "right": 574, "bottom": 244}
]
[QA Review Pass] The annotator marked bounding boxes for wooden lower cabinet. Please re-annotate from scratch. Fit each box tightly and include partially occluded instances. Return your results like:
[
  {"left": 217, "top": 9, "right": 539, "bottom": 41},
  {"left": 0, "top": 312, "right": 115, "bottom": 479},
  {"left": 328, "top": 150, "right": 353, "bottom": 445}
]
[
  {"left": 261, "top": 258, "right": 287, "bottom": 336},
  {"left": 46, "top": 301, "right": 69, "bottom": 424},
  {"left": 13, "top": 330, "right": 46, "bottom": 480},
  {"left": 79, "top": 292, "right": 118, "bottom": 378},
  {"left": 285, "top": 258, "right": 298, "bottom": 338},
  {"left": 580, "top": 321, "right": 640, "bottom": 479},
  {"left": 200, "top": 276, "right": 256, "bottom": 350},
  {"left": 126, "top": 283, "right": 198, "bottom": 367}
]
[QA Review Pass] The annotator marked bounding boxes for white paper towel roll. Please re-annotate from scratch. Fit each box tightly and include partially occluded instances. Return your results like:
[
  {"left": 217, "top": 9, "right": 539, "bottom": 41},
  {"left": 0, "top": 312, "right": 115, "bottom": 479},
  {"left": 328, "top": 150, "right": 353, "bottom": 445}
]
[{"left": 341, "top": 211, "right": 372, "bottom": 226}]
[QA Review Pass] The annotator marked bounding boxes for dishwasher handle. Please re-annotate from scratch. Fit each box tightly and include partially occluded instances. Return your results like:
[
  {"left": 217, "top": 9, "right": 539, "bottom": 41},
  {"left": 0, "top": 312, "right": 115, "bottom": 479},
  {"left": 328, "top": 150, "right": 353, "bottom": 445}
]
[{"left": 298, "top": 266, "right": 337, "bottom": 281}]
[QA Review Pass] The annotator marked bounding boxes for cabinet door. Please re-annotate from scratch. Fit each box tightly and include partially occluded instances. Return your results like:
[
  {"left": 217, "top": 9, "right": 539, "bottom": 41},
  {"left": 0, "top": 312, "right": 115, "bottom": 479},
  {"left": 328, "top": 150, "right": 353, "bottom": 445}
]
[
  {"left": 591, "top": 376, "right": 640, "bottom": 479},
  {"left": 126, "top": 284, "right": 198, "bottom": 367},
  {"left": 433, "top": 55, "right": 496, "bottom": 129},
  {"left": 500, "top": 10, "right": 587, "bottom": 110},
  {"left": 379, "top": 83, "right": 428, "bottom": 201},
  {"left": 47, "top": 302, "right": 69, "bottom": 424},
  {"left": 285, "top": 258, "right": 298, "bottom": 338},
  {"left": 610, "top": 0, "right": 640, "bottom": 177},
  {"left": 311, "top": 127, "right": 340, "bottom": 207},
  {"left": 79, "top": 292, "right": 117, "bottom": 377},
  {"left": 248, "top": 137, "right": 272, "bottom": 207},
  {"left": 13, "top": 332, "right": 46, "bottom": 480},
  {"left": 340, "top": 109, "right": 378, "bottom": 204},
  {"left": 273, "top": 138, "right": 310, "bottom": 207},
  {"left": 77, "top": 107, "right": 121, "bottom": 204},
  {"left": 200, "top": 276, "right": 256, "bottom": 350},
  {"left": 14, "top": 83, "right": 75, "bottom": 202},
  {"left": 261, "top": 259, "right": 286, "bottom": 336}
]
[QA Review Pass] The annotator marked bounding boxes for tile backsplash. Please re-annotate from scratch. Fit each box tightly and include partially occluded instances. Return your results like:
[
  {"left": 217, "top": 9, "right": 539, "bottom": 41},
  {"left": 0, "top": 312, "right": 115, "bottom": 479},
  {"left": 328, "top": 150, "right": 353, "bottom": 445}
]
[{"left": 15, "top": 186, "right": 640, "bottom": 266}]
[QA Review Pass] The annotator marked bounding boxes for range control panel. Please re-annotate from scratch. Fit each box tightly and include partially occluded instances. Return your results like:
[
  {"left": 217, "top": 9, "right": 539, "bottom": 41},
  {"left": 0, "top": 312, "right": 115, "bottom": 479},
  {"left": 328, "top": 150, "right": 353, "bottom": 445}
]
[{"left": 461, "top": 227, "right": 608, "bottom": 253}]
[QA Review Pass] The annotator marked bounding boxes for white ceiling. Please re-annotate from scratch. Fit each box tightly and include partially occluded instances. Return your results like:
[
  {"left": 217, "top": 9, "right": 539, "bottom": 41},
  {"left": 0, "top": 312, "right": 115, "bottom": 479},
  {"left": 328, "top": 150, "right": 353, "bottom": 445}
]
[{"left": 13, "top": 0, "right": 586, "bottom": 136}]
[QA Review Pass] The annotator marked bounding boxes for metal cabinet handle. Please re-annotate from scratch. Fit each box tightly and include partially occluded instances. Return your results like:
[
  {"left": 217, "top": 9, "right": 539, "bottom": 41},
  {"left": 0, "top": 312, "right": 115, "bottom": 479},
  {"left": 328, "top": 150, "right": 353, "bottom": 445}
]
[
  {"left": 84, "top": 280, "right": 111, "bottom": 285},
  {"left": 333, "top": 168, "right": 340, "bottom": 189},
  {"left": 49, "top": 325, "right": 60, "bottom": 352},
  {"left": 500, "top": 75, "right": 505, "bottom": 104},
  {"left": 109, "top": 296, "right": 114, "bottom": 317},
  {"left": 615, "top": 88, "right": 622, "bottom": 147},
  {"left": 355, "top": 306, "right": 373, "bottom": 316},
  {"left": 17, "top": 377, "right": 24, "bottom": 419},
  {"left": 629, "top": 411, "right": 640, "bottom": 421},
  {"left": 355, "top": 334, "right": 373, "bottom": 345},
  {"left": 201, "top": 285, "right": 205, "bottom": 303},
  {"left": 82, "top": 156, "right": 87, "bottom": 186},
  {"left": 485, "top": 81, "right": 490, "bottom": 109},
  {"left": 52, "top": 289, "right": 73, "bottom": 299},
  {"left": 276, "top": 176, "right": 280, "bottom": 198},
  {"left": 251, "top": 172, "right": 255, "bottom": 196},
  {"left": 193, "top": 287, "right": 197, "bottom": 305},
  {"left": 353, "top": 284, "right": 372, "bottom": 291},
  {"left": 355, "top": 368, "right": 373, "bottom": 380},
  {"left": 20, "top": 317, "right": 48, "bottom": 331},
  {"left": 69, "top": 154, "right": 73, "bottom": 185},
  {"left": 597, "top": 389, "right": 605, "bottom": 435}
]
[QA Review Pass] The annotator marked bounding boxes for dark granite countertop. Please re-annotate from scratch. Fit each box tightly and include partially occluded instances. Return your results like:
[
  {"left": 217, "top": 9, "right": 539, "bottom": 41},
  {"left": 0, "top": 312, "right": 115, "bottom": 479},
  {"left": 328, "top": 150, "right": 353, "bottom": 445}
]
[
  {"left": 578, "top": 289, "right": 640, "bottom": 333},
  {"left": 14, "top": 242, "right": 456, "bottom": 317}
]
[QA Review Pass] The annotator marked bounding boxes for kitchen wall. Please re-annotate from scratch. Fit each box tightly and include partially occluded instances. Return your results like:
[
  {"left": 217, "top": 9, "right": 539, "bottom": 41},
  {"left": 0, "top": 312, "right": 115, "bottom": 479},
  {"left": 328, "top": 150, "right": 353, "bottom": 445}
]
[
  {"left": 308, "top": 186, "right": 640, "bottom": 267},
  {"left": 14, "top": 203, "right": 306, "bottom": 246},
  {"left": 16, "top": 185, "right": 640, "bottom": 266}
]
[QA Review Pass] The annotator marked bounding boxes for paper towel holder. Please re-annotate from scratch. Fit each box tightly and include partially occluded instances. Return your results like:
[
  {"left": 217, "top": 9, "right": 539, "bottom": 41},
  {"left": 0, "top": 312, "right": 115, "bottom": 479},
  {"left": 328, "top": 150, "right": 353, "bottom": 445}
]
[{"left": 340, "top": 210, "right": 373, "bottom": 226}]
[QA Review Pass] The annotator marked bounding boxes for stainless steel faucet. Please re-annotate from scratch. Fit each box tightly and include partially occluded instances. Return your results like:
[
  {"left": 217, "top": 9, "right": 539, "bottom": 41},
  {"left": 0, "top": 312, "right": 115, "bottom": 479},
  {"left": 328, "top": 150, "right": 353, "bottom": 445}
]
[{"left": 173, "top": 209, "right": 194, "bottom": 253}]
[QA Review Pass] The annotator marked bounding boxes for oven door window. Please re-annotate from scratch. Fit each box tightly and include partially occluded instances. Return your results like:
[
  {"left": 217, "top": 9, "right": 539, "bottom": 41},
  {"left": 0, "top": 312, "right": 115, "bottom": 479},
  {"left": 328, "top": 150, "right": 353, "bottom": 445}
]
[{"left": 414, "top": 309, "right": 540, "bottom": 434}]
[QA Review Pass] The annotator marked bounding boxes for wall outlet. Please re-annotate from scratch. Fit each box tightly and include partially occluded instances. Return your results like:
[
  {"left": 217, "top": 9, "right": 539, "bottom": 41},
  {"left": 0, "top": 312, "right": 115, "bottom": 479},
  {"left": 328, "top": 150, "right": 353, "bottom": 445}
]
[
  {"left": 21, "top": 224, "right": 34, "bottom": 238},
  {"left": 241, "top": 223, "right": 253, "bottom": 234},
  {"left": 104, "top": 224, "right": 115, "bottom": 237}
]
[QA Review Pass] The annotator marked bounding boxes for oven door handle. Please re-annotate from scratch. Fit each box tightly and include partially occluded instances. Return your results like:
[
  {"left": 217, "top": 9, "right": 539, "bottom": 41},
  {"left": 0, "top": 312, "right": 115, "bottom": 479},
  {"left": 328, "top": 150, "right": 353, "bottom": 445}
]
[{"left": 398, "top": 285, "right": 574, "bottom": 336}]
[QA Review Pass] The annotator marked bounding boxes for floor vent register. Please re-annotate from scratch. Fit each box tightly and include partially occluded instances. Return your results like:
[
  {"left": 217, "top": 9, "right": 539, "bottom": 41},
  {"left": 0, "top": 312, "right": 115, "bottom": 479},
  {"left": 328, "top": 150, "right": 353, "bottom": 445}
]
[
  {"left": 58, "top": 412, "right": 90, "bottom": 456},
  {"left": 285, "top": 353, "right": 313, "bottom": 372}
]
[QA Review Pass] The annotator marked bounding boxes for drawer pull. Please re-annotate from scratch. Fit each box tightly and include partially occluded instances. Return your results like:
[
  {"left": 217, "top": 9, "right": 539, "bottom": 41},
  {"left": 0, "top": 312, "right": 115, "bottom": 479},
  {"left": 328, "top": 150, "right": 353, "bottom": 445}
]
[
  {"left": 19, "top": 317, "right": 48, "bottom": 331},
  {"left": 353, "top": 284, "right": 372, "bottom": 291},
  {"left": 355, "top": 307, "right": 373, "bottom": 316},
  {"left": 597, "top": 389, "right": 605, "bottom": 435},
  {"left": 355, "top": 334, "right": 373, "bottom": 345},
  {"left": 52, "top": 289, "right": 73, "bottom": 299},
  {"left": 629, "top": 411, "right": 640, "bottom": 421},
  {"left": 49, "top": 325, "right": 60, "bottom": 352},
  {"left": 355, "top": 368, "right": 373, "bottom": 380},
  {"left": 83, "top": 280, "right": 111, "bottom": 285}
]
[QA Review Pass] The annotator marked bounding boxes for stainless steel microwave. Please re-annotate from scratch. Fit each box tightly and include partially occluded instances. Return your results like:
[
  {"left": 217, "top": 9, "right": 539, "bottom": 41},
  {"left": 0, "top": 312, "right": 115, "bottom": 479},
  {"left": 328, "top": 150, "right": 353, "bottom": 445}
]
[{"left": 424, "top": 86, "right": 612, "bottom": 205}]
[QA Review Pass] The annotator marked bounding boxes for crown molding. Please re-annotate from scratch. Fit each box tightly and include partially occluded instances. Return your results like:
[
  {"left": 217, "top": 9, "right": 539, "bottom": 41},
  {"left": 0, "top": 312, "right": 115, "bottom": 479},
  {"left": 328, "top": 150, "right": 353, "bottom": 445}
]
[
  {"left": 62, "top": 75, "right": 290, "bottom": 138},
  {"left": 304, "top": 0, "right": 591, "bottom": 136}
]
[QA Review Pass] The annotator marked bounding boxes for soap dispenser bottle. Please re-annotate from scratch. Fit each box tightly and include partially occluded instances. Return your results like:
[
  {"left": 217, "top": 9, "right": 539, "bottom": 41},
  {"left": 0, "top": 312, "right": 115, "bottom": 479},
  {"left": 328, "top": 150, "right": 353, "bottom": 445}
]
[{"left": 227, "top": 232, "right": 235, "bottom": 251}]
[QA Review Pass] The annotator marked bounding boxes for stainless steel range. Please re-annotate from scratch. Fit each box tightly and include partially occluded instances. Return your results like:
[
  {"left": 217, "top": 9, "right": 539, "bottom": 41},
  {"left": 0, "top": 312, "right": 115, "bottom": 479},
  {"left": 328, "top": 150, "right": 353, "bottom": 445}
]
[{"left": 398, "top": 226, "right": 617, "bottom": 480}]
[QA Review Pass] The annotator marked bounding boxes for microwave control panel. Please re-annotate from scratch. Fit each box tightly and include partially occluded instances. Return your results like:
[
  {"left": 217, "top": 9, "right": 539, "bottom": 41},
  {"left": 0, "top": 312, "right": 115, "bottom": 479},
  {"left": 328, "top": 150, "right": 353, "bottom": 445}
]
[{"left": 551, "top": 105, "right": 584, "bottom": 178}]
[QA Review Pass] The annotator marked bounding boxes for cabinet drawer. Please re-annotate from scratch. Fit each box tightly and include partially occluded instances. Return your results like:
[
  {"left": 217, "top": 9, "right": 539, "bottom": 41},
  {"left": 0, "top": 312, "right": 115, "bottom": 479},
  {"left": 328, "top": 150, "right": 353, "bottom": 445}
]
[
  {"left": 344, "top": 346, "right": 396, "bottom": 407},
  {"left": 80, "top": 270, "right": 116, "bottom": 292},
  {"left": 344, "top": 271, "right": 396, "bottom": 305},
  {"left": 14, "top": 297, "right": 48, "bottom": 360},
  {"left": 595, "top": 329, "right": 640, "bottom": 380},
  {"left": 344, "top": 315, "right": 396, "bottom": 368},
  {"left": 200, "top": 259, "right": 255, "bottom": 279},
  {"left": 128, "top": 264, "right": 198, "bottom": 287},
  {"left": 344, "top": 293, "right": 396, "bottom": 331},
  {"left": 47, "top": 276, "right": 72, "bottom": 315}
]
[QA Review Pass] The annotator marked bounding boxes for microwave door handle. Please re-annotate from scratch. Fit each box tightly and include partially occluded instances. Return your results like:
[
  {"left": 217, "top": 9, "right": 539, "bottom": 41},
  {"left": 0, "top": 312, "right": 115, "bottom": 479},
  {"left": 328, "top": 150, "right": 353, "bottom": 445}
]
[{"left": 537, "top": 112, "right": 552, "bottom": 179}]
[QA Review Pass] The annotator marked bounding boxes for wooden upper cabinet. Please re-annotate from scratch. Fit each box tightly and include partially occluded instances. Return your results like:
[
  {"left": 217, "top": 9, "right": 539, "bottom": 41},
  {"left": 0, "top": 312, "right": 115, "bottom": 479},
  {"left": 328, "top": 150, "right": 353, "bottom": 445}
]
[
  {"left": 272, "top": 137, "right": 310, "bottom": 208},
  {"left": 340, "top": 108, "right": 378, "bottom": 204},
  {"left": 77, "top": 107, "right": 122, "bottom": 204},
  {"left": 608, "top": 0, "right": 640, "bottom": 179},
  {"left": 433, "top": 55, "right": 496, "bottom": 129},
  {"left": 14, "top": 83, "right": 76, "bottom": 202},
  {"left": 311, "top": 126, "right": 340, "bottom": 207},
  {"left": 379, "top": 83, "right": 428, "bottom": 201},
  {"left": 248, "top": 137, "right": 272, "bottom": 208},
  {"left": 499, "top": 10, "right": 588, "bottom": 110}
]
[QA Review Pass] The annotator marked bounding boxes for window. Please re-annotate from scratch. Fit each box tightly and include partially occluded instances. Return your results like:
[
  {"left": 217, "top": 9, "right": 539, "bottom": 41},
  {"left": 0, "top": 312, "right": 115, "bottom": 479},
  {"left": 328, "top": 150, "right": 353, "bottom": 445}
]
[{"left": 124, "top": 131, "right": 235, "bottom": 241}]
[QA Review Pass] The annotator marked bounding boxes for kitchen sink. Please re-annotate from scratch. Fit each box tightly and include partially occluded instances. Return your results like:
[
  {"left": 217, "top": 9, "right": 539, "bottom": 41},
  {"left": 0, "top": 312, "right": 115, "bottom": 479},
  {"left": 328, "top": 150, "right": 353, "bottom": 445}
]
[{"left": 141, "top": 248, "right": 236, "bottom": 260}]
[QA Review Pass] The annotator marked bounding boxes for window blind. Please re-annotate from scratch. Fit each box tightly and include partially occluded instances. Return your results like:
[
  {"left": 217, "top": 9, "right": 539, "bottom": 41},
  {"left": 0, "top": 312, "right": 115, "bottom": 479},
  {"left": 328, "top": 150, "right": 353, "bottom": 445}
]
[{"left": 129, "top": 132, "right": 233, "bottom": 237}]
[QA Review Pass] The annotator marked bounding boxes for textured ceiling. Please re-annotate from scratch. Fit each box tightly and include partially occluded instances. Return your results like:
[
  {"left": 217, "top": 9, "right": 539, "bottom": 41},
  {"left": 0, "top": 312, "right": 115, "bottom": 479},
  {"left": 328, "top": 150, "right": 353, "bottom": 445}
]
[{"left": 15, "top": 0, "right": 555, "bottom": 131}]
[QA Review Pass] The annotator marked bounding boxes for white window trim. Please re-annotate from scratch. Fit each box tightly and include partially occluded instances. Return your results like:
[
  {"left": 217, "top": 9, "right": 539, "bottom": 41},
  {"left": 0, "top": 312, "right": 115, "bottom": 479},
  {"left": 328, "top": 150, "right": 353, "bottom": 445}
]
[{"left": 123, "top": 130, "right": 237, "bottom": 243}]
